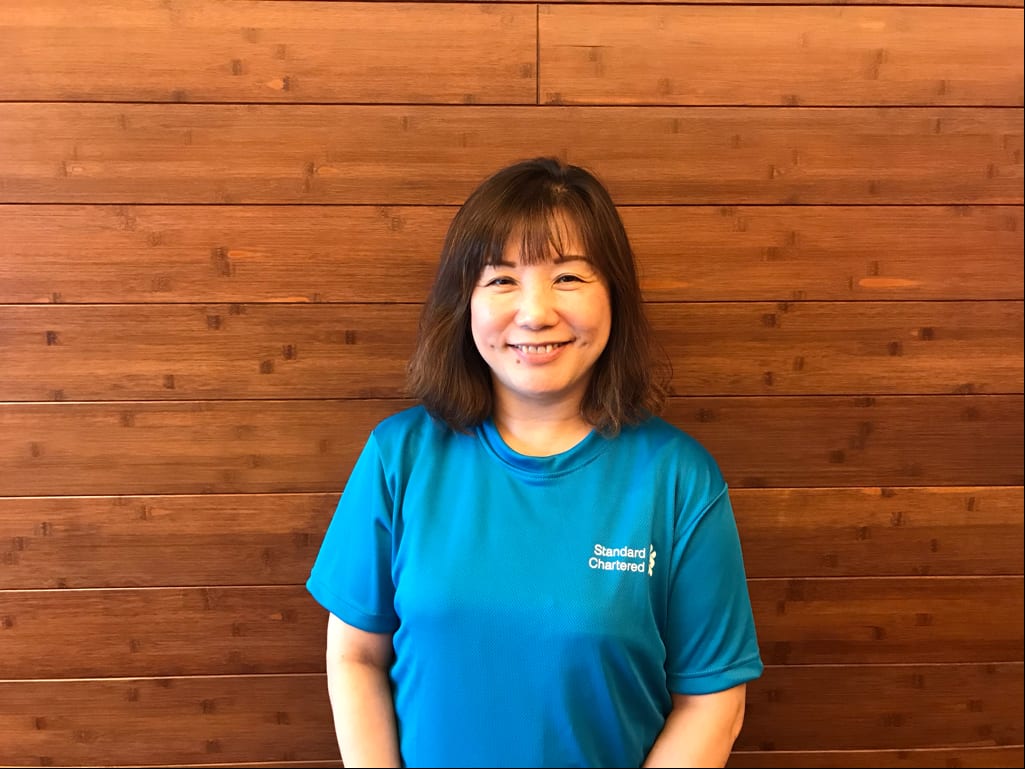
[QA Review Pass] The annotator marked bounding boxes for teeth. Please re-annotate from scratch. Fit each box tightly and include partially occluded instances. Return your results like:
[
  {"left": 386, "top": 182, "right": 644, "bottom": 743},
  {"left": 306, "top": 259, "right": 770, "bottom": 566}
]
[{"left": 517, "top": 343, "right": 560, "bottom": 354}]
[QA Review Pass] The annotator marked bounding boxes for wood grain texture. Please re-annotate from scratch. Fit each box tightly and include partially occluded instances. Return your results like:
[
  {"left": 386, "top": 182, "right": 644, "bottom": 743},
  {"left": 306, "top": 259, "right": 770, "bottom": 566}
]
[
  {"left": 739, "top": 663, "right": 1024, "bottom": 751},
  {"left": 1, "top": 205, "right": 1021, "bottom": 304},
  {"left": 2, "top": 488, "right": 1019, "bottom": 590},
  {"left": 0, "top": 399, "right": 401, "bottom": 496},
  {"left": 628, "top": 205, "right": 1025, "bottom": 302},
  {"left": 2, "top": 302, "right": 1020, "bottom": 400},
  {"left": 0, "top": 666, "right": 1019, "bottom": 765},
  {"left": 728, "top": 746, "right": 1025, "bottom": 768},
  {"left": 0, "top": 674, "right": 339, "bottom": 766},
  {"left": 0, "top": 303, "right": 421, "bottom": 401},
  {"left": 664, "top": 395, "right": 1024, "bottom": 489},
  {"left": 540, "top": 6, "right": 1025, "bottom": 106},
  {"left": 168, "top": 763, "right": 341, "bottom": 768},
  {"left": 460, "top": 0, "right": 1025, "bottom": 6},
  {"left": 731, "top": 487, "right": 1025, "bottom": 578},
  {"left": 0, "top": 586, "right": 326, "bottom": 679},
  {"left": 1, "top": 105, "right": 1020, "bottom": 204},
  {"left": 1, "top": 579, "right": 1020, "bottom": 679},
  {"left": 0, "top": 0, "right": 536, "bottom": 103},
  {"left": 752, "top": 577, "right": 1024, "bottom": 665},
  {"left": 0, "top": 397, "right": 1021, "bottom": 495},
  {"left": 0, "top": 494, "right": 336, "bottom": 589},
  {"left": 0, "top": 204, "right": 447, "bottom": 304}
]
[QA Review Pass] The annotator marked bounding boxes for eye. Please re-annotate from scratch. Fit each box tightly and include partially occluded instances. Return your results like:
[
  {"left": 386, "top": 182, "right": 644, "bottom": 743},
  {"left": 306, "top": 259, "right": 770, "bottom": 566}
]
[
  {"left": 554, "top": 274, "right": 585, "bottom": 284},
  {"left": 484, "top": 276, "right": 516, "bottom": 287}
]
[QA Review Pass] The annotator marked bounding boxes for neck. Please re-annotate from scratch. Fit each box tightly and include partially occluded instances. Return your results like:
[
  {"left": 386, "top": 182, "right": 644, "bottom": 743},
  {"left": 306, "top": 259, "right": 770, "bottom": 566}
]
[{"left": 492, "top": 396, "right": 593, "bottom": 457}]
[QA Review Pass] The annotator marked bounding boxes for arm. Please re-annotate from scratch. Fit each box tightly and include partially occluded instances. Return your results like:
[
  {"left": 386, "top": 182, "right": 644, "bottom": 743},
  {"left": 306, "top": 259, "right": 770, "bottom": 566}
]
[
  {"left": 642, "top": 684, "right": 747, "bottom": 769},
  {"left": 325, "top": 612, "right": 401, "bottom": 768}
]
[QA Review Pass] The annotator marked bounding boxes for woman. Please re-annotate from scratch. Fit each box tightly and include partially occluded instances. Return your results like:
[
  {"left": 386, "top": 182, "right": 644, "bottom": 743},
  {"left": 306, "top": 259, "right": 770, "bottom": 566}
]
[{"left": 306, "top": 157, "right": 764, "bottom": 767}]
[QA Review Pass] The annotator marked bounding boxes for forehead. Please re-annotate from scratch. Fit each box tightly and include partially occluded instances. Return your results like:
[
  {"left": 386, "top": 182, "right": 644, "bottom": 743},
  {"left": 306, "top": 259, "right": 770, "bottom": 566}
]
[{"left": 496, "top": 212, "right": 587, "bottom": 265}]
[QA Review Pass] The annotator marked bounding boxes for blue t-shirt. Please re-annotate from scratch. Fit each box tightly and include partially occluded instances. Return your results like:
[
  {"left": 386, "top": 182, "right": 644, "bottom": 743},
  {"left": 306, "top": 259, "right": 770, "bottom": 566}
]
[{"left": 307, "top": 405, "right": 763, "bottom": 768}]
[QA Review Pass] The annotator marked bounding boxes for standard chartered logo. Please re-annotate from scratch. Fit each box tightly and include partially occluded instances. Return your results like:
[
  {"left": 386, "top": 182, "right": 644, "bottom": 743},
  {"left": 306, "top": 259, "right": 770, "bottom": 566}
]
[{"left": 589, "top": 543, "right": 656, "bottom": 576}]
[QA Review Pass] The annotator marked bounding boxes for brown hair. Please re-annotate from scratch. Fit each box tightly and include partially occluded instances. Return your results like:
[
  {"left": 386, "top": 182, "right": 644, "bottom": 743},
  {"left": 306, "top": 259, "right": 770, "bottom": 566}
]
[{"left": 407, "top": 157, "right": 671, "bottom": 435}]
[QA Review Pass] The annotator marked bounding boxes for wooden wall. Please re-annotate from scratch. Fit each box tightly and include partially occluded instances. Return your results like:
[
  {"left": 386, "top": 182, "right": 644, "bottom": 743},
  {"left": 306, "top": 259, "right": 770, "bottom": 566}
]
[{"left": 1, "top": 1, "right": 1022, "bottom": 766}]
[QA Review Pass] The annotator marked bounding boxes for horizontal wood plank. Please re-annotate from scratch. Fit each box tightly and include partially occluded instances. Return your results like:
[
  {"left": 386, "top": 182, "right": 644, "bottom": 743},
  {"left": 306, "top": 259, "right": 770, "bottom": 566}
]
[
  {"left": 0, "top": 666, "right": 1020, "bottom": 764},
  {"left": 630, "top": 205, "right": 1025, "bottom": 302},
  {"left": 2, "top": 105, "right": 1020, "bottom": 204},
  {"left": 0, "top": 586, "right": 326, "bottom": 678},
  {"left": 751, "top": 577, "right": 1024, "bottom": 665},
  {"left": 728, "top": 746, "right": 1025, "bottom": 768},
  {"left": 0, "top": 397, "right": 1020, "bottom": 495},
  {"left": 0, "top": 0, "right": 536, "bottom": 104},
  {"left": 164, "top": 763, "right": 341, "bottom": 768},
  {"left": 169, "top": 750, "right": 1025, "bottom": 769},
  {"left": 0, "top": 399, "right": 399, "bottom": 497},
  {"left": 0, "top": 674, "right": 339, "bottom": 766},
  {"left": 1, "top": 579, "right": 1020, "bottom": 679},
  {"left": 2, "top": 302, "right": 1020, "bottom": 400},
  {"left": 732, "top": 487, "right": 1025, "bottom": 579},
  {"left": 740, "top": 664, "right": 1024, "bottom": 751},
  {"left": 2, "top": 488, "right": 1020, "bottom": 590},
  {"left": 540, "top": 6, "right": 1024, "bottom": 106},
  {"left": 0, "top": 494, "right": 336, "bottom": 589},
  {"left": 664, "top": 395, "right": 1024, "bottom": 490},
  {"left": 0, "top": 304, "right": 419, "bottom": 401},
  {"left": 1, "top": 205, "right": 1021, "bottom": 304},
  {"left": 480, "top": 0, "right": 1025, "bottom": 6}
]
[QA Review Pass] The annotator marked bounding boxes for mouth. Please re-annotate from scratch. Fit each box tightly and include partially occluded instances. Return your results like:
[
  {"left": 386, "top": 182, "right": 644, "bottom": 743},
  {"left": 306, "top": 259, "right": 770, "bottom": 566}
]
[{"left": 508, "top": 342, "right": 571, "bottom": 354}]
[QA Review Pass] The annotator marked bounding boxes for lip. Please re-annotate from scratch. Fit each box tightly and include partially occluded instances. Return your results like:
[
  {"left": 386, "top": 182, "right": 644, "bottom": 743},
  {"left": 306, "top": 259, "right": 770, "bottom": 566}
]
[{"left": 508, "top": 341, "right": 571, "bottom": 364}]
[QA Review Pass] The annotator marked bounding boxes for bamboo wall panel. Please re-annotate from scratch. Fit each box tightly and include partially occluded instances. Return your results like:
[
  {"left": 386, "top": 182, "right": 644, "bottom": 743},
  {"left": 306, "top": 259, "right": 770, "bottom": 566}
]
[
  {"left": 629, "top": 206, "right": 1025, "bottom": 302},
  {"left": 0, "top": 495, "right": 336, "bottom": 589},
  {"left": 0, "top": 674, "right": 339, "bottom": 766},
  {"left": 665, "top": 395, "right": 1024, "bottom": 489},
  {"left": 2, "top": 579, "right": 1020, "bottom": 679},
  {"left": 729, "top": 746, "right": 1025, "bottom": 768},
  {"left": 7, "top": 4, "right": 1022, "bottom": 106},
  {"left": 2, "top": 488, "right": 1020, "bottom": 590},
  {"left": 0, "top": 304, "right": 421, "bottom": 401},
  {"left": 752, "top": 577, "right": 1024, "bottom": 665},
  {"left": 2, "top": 105, "right": 1020, "bottom": 205},
  {"left": 0, "top": 397, "right": 1021, "bottom": 495},
  {"left": 739, "top": 664, "right": 1023, "bottom": 752},
  {"left": 2, "top": 302, "right": 1020, "bottom": 400},
  {"left": 0, "top": 587, "right": 326, "bottom": 679},
  {"left": 0, "top": 205, "right": 448, "bottom": 305},
  {"left": 2, "top": 205, "right": 1021, "bottom": 304},
  {"left": 0, "top": 400, "right": 400, "bottom": 496},
  {"left": 655, "top": 302, "right": 1022, "bottom": 396},
  {"left": 445, "top": 0, "right": 1025, "bottom": 6},
  {"left": 0, "top": 0, "right": 536, "bottom": 104},
  {"left": 0, "top": 665, "right": 1019, "bottom": 766},
  {"left": 731, "top": 487, "right": 1025, "bottom": 578},
  {"left": 539, "top": 6, "right": 1024, "bottom": 106}
]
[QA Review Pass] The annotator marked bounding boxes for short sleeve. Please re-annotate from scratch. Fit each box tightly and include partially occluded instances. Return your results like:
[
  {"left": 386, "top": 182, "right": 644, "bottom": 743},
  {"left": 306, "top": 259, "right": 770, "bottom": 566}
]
[
  {"left": 665, "top": 486, "right": 764, "bottom": 694},
  {"left": 306, "top": 432, "right": 399, "bottom": 633}
]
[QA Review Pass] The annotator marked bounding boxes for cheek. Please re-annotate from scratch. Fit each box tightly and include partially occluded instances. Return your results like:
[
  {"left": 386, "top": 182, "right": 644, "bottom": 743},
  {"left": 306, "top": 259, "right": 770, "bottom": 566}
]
[
  {"left": 469, "top": 298, "right": 496, "bottom": 344},
  {"left": 470, "top": 297, "right": 503, "bottom": 330}
]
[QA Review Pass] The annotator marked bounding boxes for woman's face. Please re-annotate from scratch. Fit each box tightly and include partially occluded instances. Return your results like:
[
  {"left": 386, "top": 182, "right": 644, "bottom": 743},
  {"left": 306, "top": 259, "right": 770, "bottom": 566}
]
[{"left": 470, "top": 219, "right": 612, "bottom": 414}]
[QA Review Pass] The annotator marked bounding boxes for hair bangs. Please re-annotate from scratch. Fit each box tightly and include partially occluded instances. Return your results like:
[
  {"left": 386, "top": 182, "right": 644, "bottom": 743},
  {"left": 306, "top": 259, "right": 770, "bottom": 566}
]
[{"left": 483, "top": 199, "right": 590, "bottom": 269}]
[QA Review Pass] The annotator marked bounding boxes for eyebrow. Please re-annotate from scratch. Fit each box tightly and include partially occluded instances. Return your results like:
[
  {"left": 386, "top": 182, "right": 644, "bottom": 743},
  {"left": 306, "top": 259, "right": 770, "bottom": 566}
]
[{"left": 486, "top": 255, "right": 592, "bottom": 268}]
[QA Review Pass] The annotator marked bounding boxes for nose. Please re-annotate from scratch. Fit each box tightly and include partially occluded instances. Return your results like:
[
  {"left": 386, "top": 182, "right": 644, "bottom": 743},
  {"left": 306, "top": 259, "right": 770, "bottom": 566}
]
[{"left": 514, "top": 280, "right": 557, "bottom": 330}]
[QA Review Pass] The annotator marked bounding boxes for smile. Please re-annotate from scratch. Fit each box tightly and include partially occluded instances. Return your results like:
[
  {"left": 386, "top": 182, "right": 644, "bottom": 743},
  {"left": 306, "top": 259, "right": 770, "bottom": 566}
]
[{"left": 510, "top": 342, "right": 570, "bottom": 354}]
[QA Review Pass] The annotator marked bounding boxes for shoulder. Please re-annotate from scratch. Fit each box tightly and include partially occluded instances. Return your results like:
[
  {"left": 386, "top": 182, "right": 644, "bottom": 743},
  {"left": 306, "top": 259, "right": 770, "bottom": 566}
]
[
  {"left": 373, "top": 403, "right": 434, "bottom": 436},
  {"left": 370, "top": 404, "right": 462, "bottom": 457},
  {"left": 617, "top": 416, "right": 728, "bottom": 511},
  {"left": 620, "top": 416, "right": 723, "bottom": 475}
]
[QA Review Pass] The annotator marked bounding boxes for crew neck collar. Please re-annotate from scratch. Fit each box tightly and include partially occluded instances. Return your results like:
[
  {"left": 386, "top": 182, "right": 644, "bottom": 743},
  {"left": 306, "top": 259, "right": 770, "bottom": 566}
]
[{"left": 476, "top": 416, "right": 609, "bottom": 478}]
